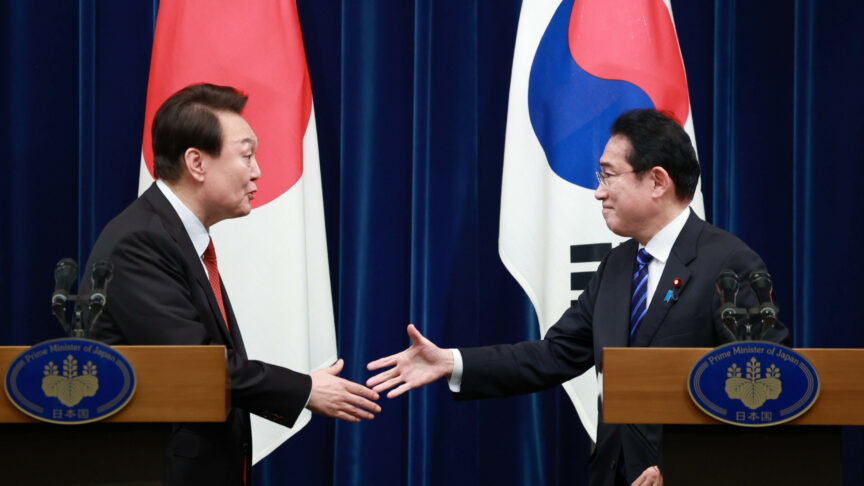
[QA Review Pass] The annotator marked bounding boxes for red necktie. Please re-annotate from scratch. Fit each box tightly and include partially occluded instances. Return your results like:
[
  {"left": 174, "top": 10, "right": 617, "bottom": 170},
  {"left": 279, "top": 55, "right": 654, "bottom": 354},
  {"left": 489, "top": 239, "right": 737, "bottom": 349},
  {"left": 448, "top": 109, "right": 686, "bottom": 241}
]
[
  {"left": 202, "top": 238, "right": 229, "bottom": 331},
  {"left": 204, "top": 239, "right": 245, "bottom": 483}
]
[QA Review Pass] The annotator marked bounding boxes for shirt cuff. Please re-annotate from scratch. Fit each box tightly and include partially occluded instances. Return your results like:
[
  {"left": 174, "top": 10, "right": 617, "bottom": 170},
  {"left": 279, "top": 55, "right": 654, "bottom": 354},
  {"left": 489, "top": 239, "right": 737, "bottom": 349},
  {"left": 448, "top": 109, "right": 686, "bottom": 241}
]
[{"left": 447, "top": 348, "right": 463, "bottom": 393}]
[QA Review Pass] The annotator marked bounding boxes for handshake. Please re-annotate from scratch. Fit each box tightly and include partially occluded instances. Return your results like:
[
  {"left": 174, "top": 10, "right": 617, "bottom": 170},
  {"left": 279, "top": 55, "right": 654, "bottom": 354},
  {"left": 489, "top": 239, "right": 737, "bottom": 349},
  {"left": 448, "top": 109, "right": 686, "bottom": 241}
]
[{"left": 306, "top": 324, "right": 449, "bottom": 422}]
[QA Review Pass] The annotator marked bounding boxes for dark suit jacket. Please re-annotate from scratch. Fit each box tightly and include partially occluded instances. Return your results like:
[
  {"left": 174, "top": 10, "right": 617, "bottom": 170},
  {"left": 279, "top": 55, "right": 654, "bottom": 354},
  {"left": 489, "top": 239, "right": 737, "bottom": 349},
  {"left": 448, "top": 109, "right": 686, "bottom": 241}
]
[
  {"left": 82, "top": 183, "right": 312, "bottom": 486},
  {"left": 455, "top": 211, "right": 790, "bottom": 486}
]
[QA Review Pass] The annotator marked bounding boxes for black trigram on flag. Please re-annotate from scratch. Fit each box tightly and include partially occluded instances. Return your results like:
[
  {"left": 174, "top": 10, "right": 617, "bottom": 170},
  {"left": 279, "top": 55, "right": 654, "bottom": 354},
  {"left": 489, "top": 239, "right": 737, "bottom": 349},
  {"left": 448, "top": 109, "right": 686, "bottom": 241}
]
[{"left": 570, "top": 243, "right": 611, "bottom": 306}]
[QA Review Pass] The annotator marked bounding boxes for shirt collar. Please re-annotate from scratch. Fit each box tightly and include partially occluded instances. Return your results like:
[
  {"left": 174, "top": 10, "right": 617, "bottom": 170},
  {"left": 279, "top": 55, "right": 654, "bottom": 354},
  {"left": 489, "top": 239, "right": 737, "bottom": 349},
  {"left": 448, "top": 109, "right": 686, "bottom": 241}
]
[
  {"left": 641, "top": 207, "right": 692, "bottom": 264},
  {"left": 156, "top": 179, "right": 211, "bottom": 258}
]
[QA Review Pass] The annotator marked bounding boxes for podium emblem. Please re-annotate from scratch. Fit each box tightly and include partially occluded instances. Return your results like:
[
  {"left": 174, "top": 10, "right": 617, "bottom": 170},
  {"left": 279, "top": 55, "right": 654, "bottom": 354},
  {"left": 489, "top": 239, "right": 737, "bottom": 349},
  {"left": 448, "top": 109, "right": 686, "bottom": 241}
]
[
  {"left": 5, "top": 338, "right": 136, "bottom": 424},
  {"left": 42, "top": 354, "right": 100, "bottom": 407},
  {"left": 725, "top": 357, "right": 782, "bottom": 409},
  {"left": 688, "top": 342, "right": 819, "bottom": 426}
]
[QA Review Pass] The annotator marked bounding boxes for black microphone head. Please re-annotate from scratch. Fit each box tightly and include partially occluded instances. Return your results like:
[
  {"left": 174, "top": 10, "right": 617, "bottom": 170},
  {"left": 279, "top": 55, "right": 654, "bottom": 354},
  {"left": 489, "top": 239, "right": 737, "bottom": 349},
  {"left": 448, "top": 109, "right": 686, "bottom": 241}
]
[
  {"left": 749, "top": 270, "right": 774, "bottom": 304},
  {"left": 90, "top": 261, "right": 113, "bottom": 291},
  {"left": 749, "top": 270, "right": 772, "bottom": 285},
  {"left": 716, "top": 270, "right": 740, "bottom": 336},
  {"left": 715, "top": 270, "right": 739, "bottom": 294},
  {"left": 88, "top": 261, "right": 114, "bottom": 330},
  {"left": 51, "top": 258, "right": 78, "bottom": 330},
  {"left": 749, "top": 271, "right": 778, "bottom": 330},
  {"left": 53, "top": 258, "right": 79, "bottom": 294}
]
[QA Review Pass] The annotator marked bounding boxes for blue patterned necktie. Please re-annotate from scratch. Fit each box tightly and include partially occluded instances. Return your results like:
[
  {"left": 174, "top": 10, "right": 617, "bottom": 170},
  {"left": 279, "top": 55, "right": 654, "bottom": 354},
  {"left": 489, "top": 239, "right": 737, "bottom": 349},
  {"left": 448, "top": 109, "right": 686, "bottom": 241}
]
[{"left": 629, "top": 248, "right": 654, "bottom": 346}]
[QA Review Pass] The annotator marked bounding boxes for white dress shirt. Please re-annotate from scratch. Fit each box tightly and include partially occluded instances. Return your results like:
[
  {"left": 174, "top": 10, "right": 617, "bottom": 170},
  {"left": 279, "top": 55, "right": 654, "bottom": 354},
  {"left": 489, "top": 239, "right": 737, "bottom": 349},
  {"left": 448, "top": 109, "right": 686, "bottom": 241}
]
[{"left": 156, "top": 179, "right": 212, "bottom": 275}]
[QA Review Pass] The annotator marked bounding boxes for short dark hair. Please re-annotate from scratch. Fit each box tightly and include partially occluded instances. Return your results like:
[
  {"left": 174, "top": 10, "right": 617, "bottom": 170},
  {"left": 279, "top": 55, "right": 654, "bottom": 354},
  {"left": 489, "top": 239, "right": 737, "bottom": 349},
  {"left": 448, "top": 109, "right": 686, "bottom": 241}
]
[
  {"left": 151, "top": 83, "right": 248, "bottom": 181},
  {"left": 610, "top": 109, "right": 700, "bottom": 201}
]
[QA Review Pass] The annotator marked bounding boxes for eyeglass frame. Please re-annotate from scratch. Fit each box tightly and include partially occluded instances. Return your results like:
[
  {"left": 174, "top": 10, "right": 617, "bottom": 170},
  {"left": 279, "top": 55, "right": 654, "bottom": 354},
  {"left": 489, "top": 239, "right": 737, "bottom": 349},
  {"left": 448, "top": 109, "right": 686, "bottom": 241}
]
[{"left": 595, "top": 169, "right": 638, "bottom": 187}]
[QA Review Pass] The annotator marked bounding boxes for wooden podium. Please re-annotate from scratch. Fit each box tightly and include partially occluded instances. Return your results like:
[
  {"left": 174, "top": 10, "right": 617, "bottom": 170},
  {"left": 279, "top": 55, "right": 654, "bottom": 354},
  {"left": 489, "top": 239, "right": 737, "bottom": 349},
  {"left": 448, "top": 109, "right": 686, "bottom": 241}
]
[
  {"left": 603, "top": 348, "right": 864, "bottom": 485},
  {"left": 0, "top": 345, "right": 227, "bottom": 486}
]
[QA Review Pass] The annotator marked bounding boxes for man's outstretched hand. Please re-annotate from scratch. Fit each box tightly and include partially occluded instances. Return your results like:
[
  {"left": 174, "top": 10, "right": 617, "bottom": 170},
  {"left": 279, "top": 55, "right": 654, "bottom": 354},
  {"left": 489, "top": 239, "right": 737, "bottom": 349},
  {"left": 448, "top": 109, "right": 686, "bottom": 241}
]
[
  {"left": 366, "top": 324, "right": 454, "bottom": 398},
  {"left": 307, "top": 359, "right": 381, "bottom": 422},
  {"left": 632, "top": 465, "right": 663, "bottom": 486}
]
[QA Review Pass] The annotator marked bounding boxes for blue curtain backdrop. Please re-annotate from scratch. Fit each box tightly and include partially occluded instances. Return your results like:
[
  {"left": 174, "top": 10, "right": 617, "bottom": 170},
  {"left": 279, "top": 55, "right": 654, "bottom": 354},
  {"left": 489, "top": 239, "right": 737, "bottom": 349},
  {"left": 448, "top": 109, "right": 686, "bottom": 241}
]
[{"left": 2, "top": 1, "right": 863, "bottom": 485}]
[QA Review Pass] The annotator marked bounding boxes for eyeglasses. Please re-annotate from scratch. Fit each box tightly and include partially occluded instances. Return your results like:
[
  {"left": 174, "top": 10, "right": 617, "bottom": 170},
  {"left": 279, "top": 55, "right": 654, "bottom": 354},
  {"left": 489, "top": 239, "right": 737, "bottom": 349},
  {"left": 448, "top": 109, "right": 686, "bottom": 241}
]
[{"left": 595, "top": 170, "right": 635, "bottom": 187}]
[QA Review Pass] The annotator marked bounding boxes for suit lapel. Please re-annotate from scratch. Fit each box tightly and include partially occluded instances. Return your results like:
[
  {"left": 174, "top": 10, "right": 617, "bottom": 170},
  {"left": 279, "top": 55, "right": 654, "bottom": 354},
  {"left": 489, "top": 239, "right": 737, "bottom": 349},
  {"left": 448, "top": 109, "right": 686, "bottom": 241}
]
[
  {"left": 632, "top": 211, "right": 702, "bottom": 347},
  {"left": 142, "top": 184, "right": 236, "bottom": 347},
  {"left": 220, "top": 283, "right": 247, "bottom": 358},
  {"left": 604, "top": 240, "right": 639, "bottom": 348}
]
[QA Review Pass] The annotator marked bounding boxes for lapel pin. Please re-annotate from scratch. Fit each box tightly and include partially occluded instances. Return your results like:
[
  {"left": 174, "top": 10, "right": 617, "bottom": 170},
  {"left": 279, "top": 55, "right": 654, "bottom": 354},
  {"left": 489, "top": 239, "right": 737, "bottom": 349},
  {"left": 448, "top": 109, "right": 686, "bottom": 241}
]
[
  {"left": 670, "top": 277, "right": 683, "bottom": 302},
  {"left": 665, "top": 278, "right": 684, "bottom": 303}
]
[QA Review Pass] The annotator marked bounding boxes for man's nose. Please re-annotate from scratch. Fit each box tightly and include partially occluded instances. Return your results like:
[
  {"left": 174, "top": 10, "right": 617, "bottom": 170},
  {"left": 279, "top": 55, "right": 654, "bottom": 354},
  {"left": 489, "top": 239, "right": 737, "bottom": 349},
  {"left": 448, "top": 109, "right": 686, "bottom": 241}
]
[
  {"left": 251, "top": 157, "right": 261, "bottom": 181},
  {"left": 594, "top": 183, "right": 607, "bottom": 200}
]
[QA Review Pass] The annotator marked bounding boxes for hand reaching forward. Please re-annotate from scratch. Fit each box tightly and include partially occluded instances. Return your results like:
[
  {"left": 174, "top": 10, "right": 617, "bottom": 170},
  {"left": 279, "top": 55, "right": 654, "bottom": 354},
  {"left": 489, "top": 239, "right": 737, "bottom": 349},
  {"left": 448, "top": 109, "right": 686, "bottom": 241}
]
[
  {"left": 366, "top": 324, "right": 454, "bottom": 398},
  {"left": 307, "top": 359, "right": 381, "bottom": 422},
  {"left": 631, "top": 465, "right": 662, "bottom": 486}
]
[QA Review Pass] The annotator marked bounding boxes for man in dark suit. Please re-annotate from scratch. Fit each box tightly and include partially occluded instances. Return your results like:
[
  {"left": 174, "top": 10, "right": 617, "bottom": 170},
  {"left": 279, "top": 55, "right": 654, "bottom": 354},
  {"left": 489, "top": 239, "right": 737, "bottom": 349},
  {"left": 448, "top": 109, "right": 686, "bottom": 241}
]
[
  {"left": 366, "top": 109, "right": 789, "bottom": 486},
  {"left": 83, "top": 83, "right": 380, "bottom": 486}
]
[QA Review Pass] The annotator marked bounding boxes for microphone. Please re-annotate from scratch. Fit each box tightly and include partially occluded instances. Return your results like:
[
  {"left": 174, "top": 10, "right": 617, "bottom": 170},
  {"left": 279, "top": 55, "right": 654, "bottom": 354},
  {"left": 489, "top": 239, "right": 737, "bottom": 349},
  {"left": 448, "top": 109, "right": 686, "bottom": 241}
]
[
  {"left": 749, "top": 271, "right": 778, "bottom": 329},
  {"left": 715, "top": 270, "right": 739, "bottom": 336},
  {"left": 51, "top": 258, "right": 78, "bottom": 326},
  {"left": 87, "top": 261, "right": 114, "bottom": 324}
]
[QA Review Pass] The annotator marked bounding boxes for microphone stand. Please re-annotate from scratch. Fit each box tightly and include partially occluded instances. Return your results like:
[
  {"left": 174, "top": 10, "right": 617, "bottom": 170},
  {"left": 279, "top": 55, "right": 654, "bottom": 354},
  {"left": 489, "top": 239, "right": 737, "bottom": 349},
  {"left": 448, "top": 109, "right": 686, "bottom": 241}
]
[
  {"left": 715, "top": 269, "right": 780, "bottom": 341},
  {"left": 51, "top": 258, "right": 113, "bottom": 337}
]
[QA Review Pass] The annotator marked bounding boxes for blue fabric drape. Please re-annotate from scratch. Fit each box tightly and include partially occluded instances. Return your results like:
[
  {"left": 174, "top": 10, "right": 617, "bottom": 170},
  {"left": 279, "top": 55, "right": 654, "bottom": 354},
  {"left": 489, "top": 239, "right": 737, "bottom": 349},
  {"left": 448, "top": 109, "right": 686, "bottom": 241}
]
[
  {"left": 272, "top": 3, "right": 589, "bottom": 484},
  {"left": 3, "top": 1, "right": 863, "bottom": 485}
]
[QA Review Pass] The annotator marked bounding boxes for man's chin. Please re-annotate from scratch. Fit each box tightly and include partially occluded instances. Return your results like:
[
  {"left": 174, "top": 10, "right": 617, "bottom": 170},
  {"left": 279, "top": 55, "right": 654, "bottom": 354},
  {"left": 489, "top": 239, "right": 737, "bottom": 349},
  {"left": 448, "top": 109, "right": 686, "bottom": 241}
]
[
  {"left": 229, "top": 205, "right": 252, "bottom": 220},
  {"left": 603, "top": 219, "right": 627, "bottom": 237},
  {"left": 601, "top": 214, "right": 615, "bottom": 230}
]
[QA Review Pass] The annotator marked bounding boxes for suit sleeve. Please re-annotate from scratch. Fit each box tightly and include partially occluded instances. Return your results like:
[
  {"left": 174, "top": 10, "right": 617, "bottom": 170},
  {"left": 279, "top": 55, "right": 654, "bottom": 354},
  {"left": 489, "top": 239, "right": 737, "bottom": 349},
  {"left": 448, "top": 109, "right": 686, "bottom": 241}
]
[
  {"left": 454, "top": 255, "right": 607, "bottom": 400},
  {"left": 90, "top": 228, "right": 312, "bottom": 427}
]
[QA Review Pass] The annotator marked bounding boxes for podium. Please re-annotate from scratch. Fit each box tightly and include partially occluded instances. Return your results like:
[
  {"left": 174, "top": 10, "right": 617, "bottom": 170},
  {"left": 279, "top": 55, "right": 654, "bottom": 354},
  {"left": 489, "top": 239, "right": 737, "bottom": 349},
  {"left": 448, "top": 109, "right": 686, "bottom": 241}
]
[
  {"left": 0, "top": 345, "right": 227, "bottom": 486},
  {"left": 603, "top": 348, "right": 864, "bottom": 485}
]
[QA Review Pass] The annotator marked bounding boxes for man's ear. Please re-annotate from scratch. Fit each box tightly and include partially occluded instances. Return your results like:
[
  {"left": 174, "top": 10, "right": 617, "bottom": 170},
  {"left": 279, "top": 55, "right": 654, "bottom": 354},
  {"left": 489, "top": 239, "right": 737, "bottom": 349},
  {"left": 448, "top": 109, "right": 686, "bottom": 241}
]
[
  {"left": 649, "top": 166, "right": 674, "bottom": 198},
  {"left": 184, "top": 148, "right": 206, "bottom": 182}
]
